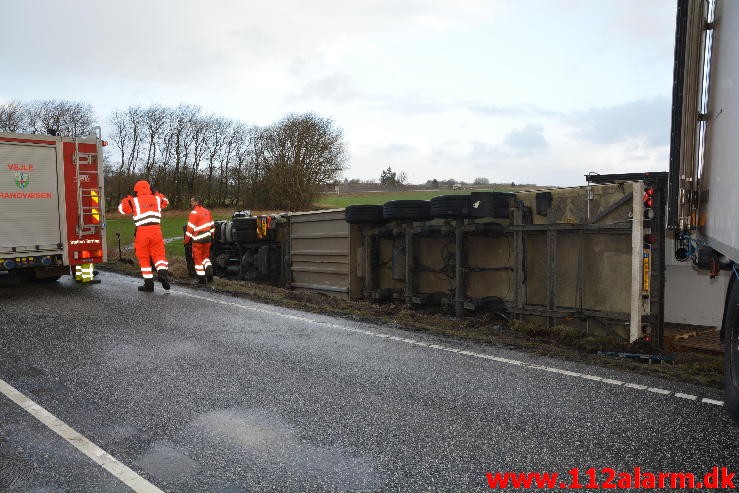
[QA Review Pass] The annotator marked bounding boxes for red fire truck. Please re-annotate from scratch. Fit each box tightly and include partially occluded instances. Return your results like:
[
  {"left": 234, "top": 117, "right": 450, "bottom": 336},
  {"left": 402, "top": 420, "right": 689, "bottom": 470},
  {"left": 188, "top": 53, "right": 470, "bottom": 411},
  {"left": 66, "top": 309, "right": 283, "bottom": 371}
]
[{"left": 0, "top": 131, "right": 107, "bottom": 283}]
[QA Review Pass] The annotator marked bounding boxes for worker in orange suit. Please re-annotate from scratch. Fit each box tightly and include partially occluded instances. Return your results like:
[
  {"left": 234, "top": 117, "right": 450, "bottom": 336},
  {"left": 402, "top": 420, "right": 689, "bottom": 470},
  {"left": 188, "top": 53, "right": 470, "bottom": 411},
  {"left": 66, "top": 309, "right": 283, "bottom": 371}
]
[
  {"left": 184, "top": 195, "right": 214, "bottom": 285},
  {"left": 118, "top": 180, "right": 170, "bottom": 292}
]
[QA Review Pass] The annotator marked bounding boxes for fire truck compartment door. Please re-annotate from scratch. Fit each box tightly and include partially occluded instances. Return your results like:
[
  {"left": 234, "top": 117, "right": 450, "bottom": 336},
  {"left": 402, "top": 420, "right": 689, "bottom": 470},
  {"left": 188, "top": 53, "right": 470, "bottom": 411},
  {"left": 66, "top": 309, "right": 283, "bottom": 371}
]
[{"left": 0, "top": 144, "right": 62, "bottom": 251}]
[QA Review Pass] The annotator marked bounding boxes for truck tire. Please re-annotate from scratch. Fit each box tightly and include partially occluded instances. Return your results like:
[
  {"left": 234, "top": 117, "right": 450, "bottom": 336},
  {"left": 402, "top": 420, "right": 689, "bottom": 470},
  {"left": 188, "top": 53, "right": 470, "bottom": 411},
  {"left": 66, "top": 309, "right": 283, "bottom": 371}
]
[
  {"left": 382, "top": 200, "right": 432, "bottom": 221},
  {"left": 232, "top": 217, "right": 257, "bottom": 231},
  {"left": 723, "top": 275, "right": 739, "bottom": 424},
  {"left": 345, "top": 205, "right": 383, "bottom": 224},
  {"left": 430, "top": 194, "right": 472, "bottom": 218},
  {"left": 232, "top": 218, "right": 258, "bottom": 243}
]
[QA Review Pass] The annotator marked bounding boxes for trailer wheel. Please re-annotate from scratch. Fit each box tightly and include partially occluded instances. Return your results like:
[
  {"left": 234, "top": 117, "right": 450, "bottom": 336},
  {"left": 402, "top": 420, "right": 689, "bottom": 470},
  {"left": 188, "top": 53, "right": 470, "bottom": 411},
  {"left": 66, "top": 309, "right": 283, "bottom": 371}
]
[
  {"left": 430, "top": 194, "right": 473, "bottom": 218},
  {"left": 382, "top": 200, "right": 432, "bottom": 221},
  {"left": 345, "top": 205, "right": 383, "bottom": 224},
  {"left": 723, "top": 275, "right": 739, "bottom": 423}
]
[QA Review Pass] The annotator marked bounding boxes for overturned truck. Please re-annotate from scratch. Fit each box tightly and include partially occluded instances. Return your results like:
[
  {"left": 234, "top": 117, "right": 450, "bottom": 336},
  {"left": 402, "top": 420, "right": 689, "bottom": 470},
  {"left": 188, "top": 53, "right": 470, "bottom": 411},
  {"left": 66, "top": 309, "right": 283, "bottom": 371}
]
[
  {"left": 206, "top": 174, "right": 666, "bottom": 346},
  {"left": 187, "top": 212, "right": 285, "bottom": 284},
  {"left": 344, "top": 174, "right": 666, "bottom": 345}
]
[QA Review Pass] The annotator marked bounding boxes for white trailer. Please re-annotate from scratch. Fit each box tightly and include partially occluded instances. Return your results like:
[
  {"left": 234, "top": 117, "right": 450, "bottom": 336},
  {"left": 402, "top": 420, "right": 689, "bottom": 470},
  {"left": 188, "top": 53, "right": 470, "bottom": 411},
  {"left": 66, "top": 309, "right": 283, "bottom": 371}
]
[{"left": 668, "top": 0, "right": 739, "bottom": 420}]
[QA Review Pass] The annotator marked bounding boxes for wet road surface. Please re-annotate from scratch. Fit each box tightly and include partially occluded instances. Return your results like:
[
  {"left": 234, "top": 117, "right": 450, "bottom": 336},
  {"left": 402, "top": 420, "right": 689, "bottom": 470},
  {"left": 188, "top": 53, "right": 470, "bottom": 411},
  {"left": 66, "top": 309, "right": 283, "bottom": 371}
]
[{"left": 1, "top": 271, "right": 738, "bottom": 491}]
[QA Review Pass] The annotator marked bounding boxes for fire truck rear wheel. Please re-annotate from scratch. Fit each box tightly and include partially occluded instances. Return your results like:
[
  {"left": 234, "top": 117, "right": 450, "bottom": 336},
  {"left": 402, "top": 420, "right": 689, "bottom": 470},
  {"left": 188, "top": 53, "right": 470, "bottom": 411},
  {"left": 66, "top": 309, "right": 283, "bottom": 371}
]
[
  {"left": 722, "top": 275, "right": 739, "bottom": 424},
  {"left": 34, "top": 275, "right": 61, "bottom": 282}
]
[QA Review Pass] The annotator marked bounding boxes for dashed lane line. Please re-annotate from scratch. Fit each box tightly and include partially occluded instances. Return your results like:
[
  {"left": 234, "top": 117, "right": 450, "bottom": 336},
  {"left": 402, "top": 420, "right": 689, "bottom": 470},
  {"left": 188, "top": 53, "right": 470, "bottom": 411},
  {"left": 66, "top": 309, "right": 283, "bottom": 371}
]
[
  {"left": 174, "top": 289, "right": 725, "bottom": 407},
  {"left": 0, "top": 378, "right": 164, "bottom": 493}
]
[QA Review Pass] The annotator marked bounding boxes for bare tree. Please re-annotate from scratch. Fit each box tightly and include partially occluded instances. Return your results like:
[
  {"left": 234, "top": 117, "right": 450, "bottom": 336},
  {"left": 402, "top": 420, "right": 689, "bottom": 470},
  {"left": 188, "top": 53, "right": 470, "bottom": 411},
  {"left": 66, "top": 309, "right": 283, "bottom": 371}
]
[
  {"left": 203, "top": 117, "right": 230, "bottom": 204},
  {"left": 142, "top": 105, "right": 168, "bottom": 180},
  {"left": 109, "top": 109, "right": 131, "bottom": 177},
  {"left": 104, "top": 104, "right": 345, "bottom": 210},
  {"left": 26, "top": 100, "right": 94, "bottom": 136},
  {"left": 0, "top": 100, "right": 25, "bottom": 132}
]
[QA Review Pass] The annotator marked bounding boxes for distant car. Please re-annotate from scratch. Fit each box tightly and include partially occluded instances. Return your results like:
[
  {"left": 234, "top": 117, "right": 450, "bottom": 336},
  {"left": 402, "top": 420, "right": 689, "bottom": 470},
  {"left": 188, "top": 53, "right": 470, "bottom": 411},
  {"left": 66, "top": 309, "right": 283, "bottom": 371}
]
[{"left": 452, "top": 183, "right": 465, "bottom": 190}]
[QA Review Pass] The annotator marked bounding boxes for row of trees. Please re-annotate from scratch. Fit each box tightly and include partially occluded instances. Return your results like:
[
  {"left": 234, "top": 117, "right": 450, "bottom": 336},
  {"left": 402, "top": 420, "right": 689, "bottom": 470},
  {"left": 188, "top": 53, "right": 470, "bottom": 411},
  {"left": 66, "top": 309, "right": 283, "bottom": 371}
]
[
  {"left": 0, "top": 100, "right": 347, "bottom": 211},
  {"left": 0, "top": 100, "right": 95, "bottom": 137},
  {"left": 107, "top": 104, "right": 346, "bottom": 210},
  {"left": 378, "top": 167, "right": 495, "bottom": 189}
]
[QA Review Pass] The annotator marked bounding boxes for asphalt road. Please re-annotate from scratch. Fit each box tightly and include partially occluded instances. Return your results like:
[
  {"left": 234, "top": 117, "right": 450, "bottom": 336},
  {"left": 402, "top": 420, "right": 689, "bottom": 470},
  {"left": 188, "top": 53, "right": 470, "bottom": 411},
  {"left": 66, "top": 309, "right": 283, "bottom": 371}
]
[{"left": 1, "top": 271, "right": 738, "bottom": 492}]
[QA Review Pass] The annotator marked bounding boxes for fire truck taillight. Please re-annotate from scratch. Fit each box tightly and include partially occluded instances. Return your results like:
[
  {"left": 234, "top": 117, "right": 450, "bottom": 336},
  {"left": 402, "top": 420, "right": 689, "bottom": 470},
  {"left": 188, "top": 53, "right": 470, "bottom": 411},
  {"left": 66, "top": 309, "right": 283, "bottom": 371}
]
[
  {"left": 74, "top": 249, "right": 103, "bottom": 260},
  {"left": 101, "top": 140, "right": 108, "bottom": 147}
]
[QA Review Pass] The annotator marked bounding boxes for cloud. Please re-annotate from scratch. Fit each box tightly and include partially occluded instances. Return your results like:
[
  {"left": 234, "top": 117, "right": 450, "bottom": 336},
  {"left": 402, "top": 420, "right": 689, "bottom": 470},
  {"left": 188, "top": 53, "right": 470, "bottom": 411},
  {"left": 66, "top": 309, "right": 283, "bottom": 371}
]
[
  {"left": 571, "top": 97, "right": 671, "bottom": 147},
  {"left": 0, "top": 0, "right": 502, "bottom": 88},
  {"left": 289, "top": 74, "right": 450, "bottom": 115},
  {"left": 288, "top": 74, "right": 363, "bottom": 104},
  {"left": 463, "top": 102, "right": 562, "bottom": 118},
  {"left": 503, "top": 124, "right": 548, "bottom": 151}
]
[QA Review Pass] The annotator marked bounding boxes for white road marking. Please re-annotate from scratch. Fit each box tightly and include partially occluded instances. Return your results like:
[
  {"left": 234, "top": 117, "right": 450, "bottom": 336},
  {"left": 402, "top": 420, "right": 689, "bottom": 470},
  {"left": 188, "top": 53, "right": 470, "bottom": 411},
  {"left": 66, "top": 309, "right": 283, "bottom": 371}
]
[
  {"left": 675, "top": 393, "right": 698, "bottom": 401},
  {"left": 624, "top": 383, "right": 649, "bottom": 390},
  {"left": 173, "top": 289, "right": 725, "bottom": 407},
  {"left": 647, "top": 387, "right": 671, "bottom": 395},
  {"left": 580, "top": 375, "right": 603, "bottom": 382},
  {"left": 0, "top": 378, "right": 163, "bottom": 493}
]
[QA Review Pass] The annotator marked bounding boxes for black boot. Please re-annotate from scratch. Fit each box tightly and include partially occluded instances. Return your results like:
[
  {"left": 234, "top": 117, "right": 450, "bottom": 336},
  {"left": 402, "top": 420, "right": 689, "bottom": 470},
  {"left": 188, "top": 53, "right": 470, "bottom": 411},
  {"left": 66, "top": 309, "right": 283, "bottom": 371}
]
[
  {"left": 138, "top": 279, "right": 154, "bottom": 292},
  {"left": 205, "top": 265, "right": 214, "bottom": 283},
  {"left": 192, "top": 276, "right": 207, "bottom": 287},
  {"left": 158, "top": 269, "right": 171, "bottom": 290}
]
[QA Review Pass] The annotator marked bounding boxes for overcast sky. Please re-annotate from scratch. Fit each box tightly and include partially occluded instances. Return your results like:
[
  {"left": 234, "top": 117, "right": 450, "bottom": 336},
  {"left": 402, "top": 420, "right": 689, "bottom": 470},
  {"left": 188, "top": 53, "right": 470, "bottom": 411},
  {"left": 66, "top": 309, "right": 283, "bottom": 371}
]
[{"left": 0, "top": 0, "right": 677, "bottom": 186}]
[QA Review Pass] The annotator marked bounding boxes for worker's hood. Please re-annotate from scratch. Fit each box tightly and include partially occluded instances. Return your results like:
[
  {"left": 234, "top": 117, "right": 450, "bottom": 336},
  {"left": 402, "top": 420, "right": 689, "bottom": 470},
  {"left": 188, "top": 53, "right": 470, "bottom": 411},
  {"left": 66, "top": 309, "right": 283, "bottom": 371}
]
[{"left": 134, "top": 180, "right": 151, "bottom": 195}]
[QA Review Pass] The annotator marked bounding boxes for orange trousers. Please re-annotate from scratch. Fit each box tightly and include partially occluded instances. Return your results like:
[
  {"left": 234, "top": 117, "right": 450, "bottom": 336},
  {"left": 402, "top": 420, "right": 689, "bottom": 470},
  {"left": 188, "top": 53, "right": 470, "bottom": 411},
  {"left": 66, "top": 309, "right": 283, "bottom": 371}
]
[
  {"left": 192, "top": 242, "right": 211, "bottom": 277},
  {"left": 135, "top": 225, "right": 168, "bottom": 279}
]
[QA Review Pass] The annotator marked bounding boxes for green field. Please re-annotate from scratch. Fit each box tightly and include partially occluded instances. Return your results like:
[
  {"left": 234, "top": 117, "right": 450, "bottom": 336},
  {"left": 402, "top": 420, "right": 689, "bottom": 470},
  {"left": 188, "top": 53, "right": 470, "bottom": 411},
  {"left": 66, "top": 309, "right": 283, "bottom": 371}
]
[
  {"left": 315, "top": 188, "right": 514, "bottom": 209},
  {"left": 105, "top": 189, "right": 518, "bottom": 258}
]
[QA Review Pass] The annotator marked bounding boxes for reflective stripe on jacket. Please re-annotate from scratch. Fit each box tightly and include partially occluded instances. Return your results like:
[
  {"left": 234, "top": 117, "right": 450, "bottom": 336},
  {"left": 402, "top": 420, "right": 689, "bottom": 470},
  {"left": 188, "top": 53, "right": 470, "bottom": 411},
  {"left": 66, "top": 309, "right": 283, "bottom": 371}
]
[
  {"left": 185, "top": 205, "right": 214, "bottom": 243},
  {"left": 118, "top": 192, "right": 169, "bottom": 226}
]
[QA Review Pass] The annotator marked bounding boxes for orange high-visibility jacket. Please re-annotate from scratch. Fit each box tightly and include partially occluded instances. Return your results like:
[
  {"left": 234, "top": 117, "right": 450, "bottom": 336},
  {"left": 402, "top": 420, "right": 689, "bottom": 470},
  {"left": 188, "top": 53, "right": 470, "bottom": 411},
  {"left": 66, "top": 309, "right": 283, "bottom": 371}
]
[
  {"left": 118, "top": 185, "right": 169, "bottom": 226},
  {"left": 185, "top": 205, "right": 215, "bottom": 243}
]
